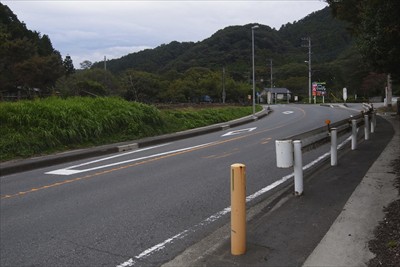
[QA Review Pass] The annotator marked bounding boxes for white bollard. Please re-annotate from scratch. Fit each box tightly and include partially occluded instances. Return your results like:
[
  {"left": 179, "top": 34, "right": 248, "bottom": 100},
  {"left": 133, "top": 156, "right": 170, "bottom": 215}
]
[
  {"left": 364, "top": 114, "right": 370, "bottom": 140},
  {"left": 371, "top": 112, "right": 376, "bottom": 133},
  {"left": 351, "top": 119, "right": 357, "bottom": 150},
  {"left": 293, "top": 140, "right": 303, "bottom": 196},
  {"left": 331, "top": 128, "right": 337, "bottom": 166},
  {"left": 275, "top": 140, "right": 293, "bottom": 168}
]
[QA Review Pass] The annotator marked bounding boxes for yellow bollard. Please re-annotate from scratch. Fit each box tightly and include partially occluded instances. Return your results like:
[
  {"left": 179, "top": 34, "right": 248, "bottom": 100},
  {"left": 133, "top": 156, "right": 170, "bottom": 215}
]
[{"left": 231, "top": 163, "right": 246, "bottom": 255}]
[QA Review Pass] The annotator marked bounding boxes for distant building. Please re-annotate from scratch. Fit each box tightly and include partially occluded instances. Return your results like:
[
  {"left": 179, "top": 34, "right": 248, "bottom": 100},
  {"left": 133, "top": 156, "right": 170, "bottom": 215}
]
[{"left": 261, "top": 88, "right": 292, "bottom": 104}]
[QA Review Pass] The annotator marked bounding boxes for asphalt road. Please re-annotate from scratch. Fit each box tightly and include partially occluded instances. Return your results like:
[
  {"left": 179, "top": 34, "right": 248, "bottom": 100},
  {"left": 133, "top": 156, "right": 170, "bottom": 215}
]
[{"left": 0, "top": 104, "right": 365, "bottom": 266}]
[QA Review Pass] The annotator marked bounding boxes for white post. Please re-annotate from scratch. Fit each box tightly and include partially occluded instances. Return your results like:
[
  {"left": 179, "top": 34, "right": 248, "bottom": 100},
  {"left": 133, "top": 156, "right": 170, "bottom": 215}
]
[
  {"left": 371, "top": 111, "right": 376, "bottom": 133},
  {"left": 371, "top": 112, "right": 375, "bottom": 133},
  {"left": 275, "top": 140, "right": 294, "bottom": 168},
  {"left": 351, "top": 119, "right": 357, "bottom": 150},
  {"left": 293, "top": 140, "right": 303, "bottom": 196},
  {"left": 364, "top": 114, "right": 370, "bottom": 140},
  {"left": 331, "top": 128, "right": 337, "bottom": 166}
]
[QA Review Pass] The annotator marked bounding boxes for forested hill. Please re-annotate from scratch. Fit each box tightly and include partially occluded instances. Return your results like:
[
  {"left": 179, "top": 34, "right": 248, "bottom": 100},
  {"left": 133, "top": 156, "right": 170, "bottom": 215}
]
[
  {"left": 0, "top": 3, "right": 64, "bottom": 93},
  {"left": 93, "top": 7, "right": 352, "bottom": 75}
]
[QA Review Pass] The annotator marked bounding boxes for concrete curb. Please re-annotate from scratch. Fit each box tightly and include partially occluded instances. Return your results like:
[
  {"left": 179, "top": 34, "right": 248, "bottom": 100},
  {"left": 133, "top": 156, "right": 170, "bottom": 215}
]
[{"left": 0, "top": 107, "right": 270, "bottom": 176}]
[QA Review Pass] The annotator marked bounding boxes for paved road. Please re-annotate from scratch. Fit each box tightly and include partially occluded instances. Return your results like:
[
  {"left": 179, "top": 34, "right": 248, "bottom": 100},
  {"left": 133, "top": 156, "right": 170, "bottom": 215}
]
[{"left": 0, "top": 104, "right": 364, "bottom": 266}]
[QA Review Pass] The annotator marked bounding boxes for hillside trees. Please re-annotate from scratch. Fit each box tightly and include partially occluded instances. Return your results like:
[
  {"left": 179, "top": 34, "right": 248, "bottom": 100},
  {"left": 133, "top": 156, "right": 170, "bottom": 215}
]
[
  {"left": 327, "top": 0, "right": 400, "bottom": 94},
  {"left": 89, "top": 6, "right": 377, "bottom": 101},
  {"left": 56, "top": 69, "right": 119, "bottom": 97},
  {"left": 119, "top": 70, "right": 164, "bottom": 102},
  {"left": 55, "top": 66, "right": 251, "bottom": 103},
  {"left": 0, "top": 3, "right": 64, "bottom": 97},
  {"left": 2, "top": 2, "right": 387, "bottom": 103}
]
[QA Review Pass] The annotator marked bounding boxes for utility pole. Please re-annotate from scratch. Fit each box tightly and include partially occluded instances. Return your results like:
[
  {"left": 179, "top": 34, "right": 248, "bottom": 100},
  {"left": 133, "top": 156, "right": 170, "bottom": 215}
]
[
  {"left": 251, "top": 25, "right": 259, "bottom": 116},
  {"left": 222, "top": 67, "right": 226, "bottom": 104},
  {"left": 269, "top": 58, "right": 273, "bottom": 90},
  {"left": 104, "top": 56, "right": 107, "bottom": 71},
  {"left": 268, "top": 58, "right": 273, "bottom": 105},
  {"left": 302, "top": 37, "right": 312, "bottom": 104},
  {"left": 386, "top": 73, "right": 392, "bottom": 107}
]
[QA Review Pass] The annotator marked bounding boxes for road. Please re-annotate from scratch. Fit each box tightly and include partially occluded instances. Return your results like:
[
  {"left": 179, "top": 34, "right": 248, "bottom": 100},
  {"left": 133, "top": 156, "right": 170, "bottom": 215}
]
[{"left": 0, "top": 104, "right": 364, "bottom": 266}]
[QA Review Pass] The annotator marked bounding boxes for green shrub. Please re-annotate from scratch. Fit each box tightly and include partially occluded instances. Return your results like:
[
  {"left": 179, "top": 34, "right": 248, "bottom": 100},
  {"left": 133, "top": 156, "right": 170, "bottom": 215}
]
[{"left": 0, "top": 97, "right": 259, "bottom": 161}]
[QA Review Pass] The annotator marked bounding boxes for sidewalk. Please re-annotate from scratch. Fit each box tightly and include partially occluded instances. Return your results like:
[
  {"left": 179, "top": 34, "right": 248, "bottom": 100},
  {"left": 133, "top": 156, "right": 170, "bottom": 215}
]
[{"left": 163, "top": 114, "right": 399, "bottom": 266}]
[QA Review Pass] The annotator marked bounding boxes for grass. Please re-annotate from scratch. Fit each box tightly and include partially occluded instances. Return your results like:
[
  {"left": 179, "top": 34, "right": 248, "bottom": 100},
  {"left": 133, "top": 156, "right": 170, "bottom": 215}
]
[{"left": 0, "top": 97, "right": 261, "bottom": 161}]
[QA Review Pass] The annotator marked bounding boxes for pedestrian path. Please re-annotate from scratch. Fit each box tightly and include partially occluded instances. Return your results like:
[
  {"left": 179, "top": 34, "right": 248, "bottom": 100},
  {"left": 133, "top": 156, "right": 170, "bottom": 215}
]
[{"left": 163, "top": 114, "right": 398, "bottom": 266}]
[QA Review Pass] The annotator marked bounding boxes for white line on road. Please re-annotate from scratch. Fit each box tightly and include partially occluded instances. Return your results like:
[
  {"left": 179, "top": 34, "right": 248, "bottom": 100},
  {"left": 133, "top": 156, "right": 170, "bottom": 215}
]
[
  {"left": 46, "top": 142, "right": 216, "bottom": 175},
  {"left": 282, "top": 111, "right": 294, "bottom": 114},
  {"left": 222, "top": 127, "right": 257, "bottom": 137},
  {"left": 45, "top": 143, "right": 170, "bottom": 175},
  {"left": 117, "top": 135, "right": 354, "bottom": 266}
]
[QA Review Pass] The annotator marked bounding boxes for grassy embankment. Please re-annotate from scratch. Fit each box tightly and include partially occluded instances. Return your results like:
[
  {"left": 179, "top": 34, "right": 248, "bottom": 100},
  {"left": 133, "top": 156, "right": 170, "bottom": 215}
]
[{"left": 0, "top": 97, "right": 262, "bottom": 161}]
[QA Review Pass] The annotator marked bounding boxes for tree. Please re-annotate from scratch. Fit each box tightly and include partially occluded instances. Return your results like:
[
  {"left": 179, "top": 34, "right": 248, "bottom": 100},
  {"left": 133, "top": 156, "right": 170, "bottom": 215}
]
[
  {"left": 80, "top": 60, "right": 93, "bottom": 70},
  {"left": 326, "top": 0, "right": 400, "bottom": 78},
  {"left": 119, "top": 70, "right": 162, "bottom": 102},
  {"left": 55, "top": 68, "right": 119, "bottom": 97},
  {"left": 13, "top": 53, "right": 63, "bottom": 91},
  {"left": 63, "top": 55, "right": 75, "bottom": 76},
  {"left": 0, "top": 3, "right": 64, "bottom": 96},
  {"left": 37, "top": 34, "right": 54, "bottom": 56}
]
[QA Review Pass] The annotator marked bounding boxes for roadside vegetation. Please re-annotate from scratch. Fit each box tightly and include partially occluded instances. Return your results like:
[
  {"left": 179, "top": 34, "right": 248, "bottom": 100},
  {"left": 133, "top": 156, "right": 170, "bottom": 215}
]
[{"left": 0, "top": 97, "right": 261, "bottom": 161}]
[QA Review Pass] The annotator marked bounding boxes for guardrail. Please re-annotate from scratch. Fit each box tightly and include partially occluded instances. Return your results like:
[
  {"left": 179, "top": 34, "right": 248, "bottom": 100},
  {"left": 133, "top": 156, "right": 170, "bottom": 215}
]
[
  {"left": 275, "top": 103, "right": 376, "bottom": 196},
  {"left": 230, "top": 103, "right": 376, "bottom": 255}
]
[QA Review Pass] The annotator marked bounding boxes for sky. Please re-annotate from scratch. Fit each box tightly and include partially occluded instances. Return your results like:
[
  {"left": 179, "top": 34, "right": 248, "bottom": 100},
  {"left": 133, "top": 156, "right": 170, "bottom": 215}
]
[{"left": 3, "top": 0, "right": 328, "bottom": 68}]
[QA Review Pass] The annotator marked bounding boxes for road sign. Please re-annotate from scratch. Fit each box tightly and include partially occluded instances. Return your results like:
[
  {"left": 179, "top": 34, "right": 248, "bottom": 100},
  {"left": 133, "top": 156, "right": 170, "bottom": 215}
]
[{"left": 313, "top": 82, "right": 326, "bottom": 96}]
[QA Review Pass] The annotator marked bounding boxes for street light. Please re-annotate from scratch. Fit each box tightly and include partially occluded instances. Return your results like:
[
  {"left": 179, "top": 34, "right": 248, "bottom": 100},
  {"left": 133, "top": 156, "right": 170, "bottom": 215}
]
[
  {"left": 252, "top": 25, "right": 259, "bottom": 116},
  {"left": 302, "top": 37, "right": 312, "bottom": 104},
  {"left": 268, "top": 58, "right": 273, "bottom": 104}
]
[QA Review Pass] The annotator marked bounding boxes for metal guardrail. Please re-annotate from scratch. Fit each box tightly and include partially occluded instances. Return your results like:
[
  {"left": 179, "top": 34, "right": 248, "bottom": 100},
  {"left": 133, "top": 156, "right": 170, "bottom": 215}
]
[
  {"left": 283, "top": 104, "right": 375, "bottom": 152},
  {"left": 275, "top": 104, "right": 376, "bottom": 196}
]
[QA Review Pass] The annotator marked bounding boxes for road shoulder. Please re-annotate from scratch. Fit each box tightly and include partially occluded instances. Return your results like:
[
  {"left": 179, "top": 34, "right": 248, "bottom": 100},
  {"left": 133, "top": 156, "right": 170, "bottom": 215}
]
[{"left": 303, "top": 114, "right": 399, "bottom": 266}]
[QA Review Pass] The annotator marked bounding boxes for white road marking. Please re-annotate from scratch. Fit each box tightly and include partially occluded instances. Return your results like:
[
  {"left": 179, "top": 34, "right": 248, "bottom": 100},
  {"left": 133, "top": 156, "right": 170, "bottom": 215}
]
[
  {"left": 222, "top": 127, "right": 257, "bottom": 137},
  {"left": 282, "top": 111, "right": 294, "bottom": 114},
  {"left": 117, "top": 135, "right": 354, "bottom": 267},
  {"left": 46, "top": 142, "right": 215, "bottom": 175}
]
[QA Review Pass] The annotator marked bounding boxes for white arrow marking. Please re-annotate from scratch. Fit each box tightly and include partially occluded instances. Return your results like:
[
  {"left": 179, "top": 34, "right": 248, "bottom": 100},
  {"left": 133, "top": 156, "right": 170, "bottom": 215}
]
[
  {"left": 45, "top": 142, "right": 216, "bottom": 176},
  {"left": 222, "top": 127, "right": 257, "bottom": 137},
  {"left": 282, "top": 111, "right": 294, "bottom": 114}
]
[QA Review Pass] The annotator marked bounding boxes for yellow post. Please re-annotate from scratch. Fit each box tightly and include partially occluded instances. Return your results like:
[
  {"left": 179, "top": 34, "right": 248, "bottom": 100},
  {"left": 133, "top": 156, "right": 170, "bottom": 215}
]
[{"left": 231, "top": 163, "right": 246, "bottom": 255}]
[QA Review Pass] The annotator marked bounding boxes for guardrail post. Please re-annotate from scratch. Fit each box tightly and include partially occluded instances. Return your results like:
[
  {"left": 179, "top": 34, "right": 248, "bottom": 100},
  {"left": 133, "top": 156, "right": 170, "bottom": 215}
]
[
  {"left": 371, "top": 111, "right": 376, "bottom": 133},
  {"left": 351, "top": 119, "right": 357, "bottom": 150},
  {"left": 331, "top": 128, "right": 337, "bottom": 166},
  {"left": 364, "top": 114, "right": 370, "bottom": 140},
  {"left": 231, "top": 163, "right": 246, "bottom": 255},
  {"left": 293, "top": 140, "right": 303, "bottom": 196}
]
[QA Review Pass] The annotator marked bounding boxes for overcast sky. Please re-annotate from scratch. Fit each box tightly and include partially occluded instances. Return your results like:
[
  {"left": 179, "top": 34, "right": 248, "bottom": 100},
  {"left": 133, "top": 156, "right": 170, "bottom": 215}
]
[{"left": 3, "top": 0, "right": 328, "bottom": 68}]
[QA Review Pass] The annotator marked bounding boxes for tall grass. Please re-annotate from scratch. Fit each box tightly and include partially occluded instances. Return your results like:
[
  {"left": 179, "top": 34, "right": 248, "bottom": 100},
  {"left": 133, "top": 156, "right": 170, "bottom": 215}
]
[{"left": 0, "top": 97, "right": 259, "bottom": 161}]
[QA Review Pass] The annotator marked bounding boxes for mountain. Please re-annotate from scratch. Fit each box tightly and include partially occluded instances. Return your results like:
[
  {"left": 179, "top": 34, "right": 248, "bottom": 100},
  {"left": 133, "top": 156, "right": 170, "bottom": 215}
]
[
  {"left": 93, "top": 7, "right": 352, "bottom": 76},
  {"left": 89, "top": 6, "right": 380, "bottom": 101}
]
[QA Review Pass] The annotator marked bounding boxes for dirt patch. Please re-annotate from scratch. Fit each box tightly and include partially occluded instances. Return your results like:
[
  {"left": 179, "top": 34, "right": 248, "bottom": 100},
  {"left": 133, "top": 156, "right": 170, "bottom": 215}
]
[{"left": 368, "top": 158, "right": 400, "bottom": 267}]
